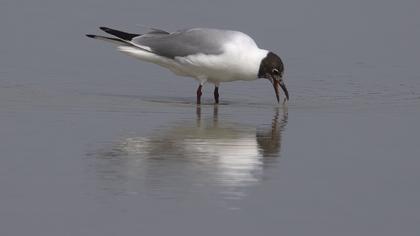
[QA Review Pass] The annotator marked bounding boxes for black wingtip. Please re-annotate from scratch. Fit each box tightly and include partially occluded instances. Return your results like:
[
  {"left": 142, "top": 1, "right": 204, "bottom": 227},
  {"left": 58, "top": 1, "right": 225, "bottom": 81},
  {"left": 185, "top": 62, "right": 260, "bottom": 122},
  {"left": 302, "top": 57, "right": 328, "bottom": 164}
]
[
  {"left": 99, "top": 26, "right": 110, "bottom": 32},
  {"left": 86, "top": 34, "right": 96, "bottom": 38},
  {"left": 98, "top": 26, "right": 140, "bottom": 40}
]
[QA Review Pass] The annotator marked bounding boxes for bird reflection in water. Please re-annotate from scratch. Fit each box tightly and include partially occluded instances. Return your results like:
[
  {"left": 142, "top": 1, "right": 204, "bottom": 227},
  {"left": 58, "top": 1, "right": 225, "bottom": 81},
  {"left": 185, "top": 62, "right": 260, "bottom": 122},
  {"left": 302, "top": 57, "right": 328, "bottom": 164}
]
[{"left": 92, "top": 106, "right": 288, "bottom": 200}]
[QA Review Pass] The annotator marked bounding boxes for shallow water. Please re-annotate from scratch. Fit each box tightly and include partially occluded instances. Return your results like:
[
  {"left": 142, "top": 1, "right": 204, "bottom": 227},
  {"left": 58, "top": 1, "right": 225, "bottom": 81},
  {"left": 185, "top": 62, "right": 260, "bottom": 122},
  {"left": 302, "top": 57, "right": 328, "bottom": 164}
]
[
  {"left": 1, "top": 0, "right": 420, "bottom": 235},
  {"left": 1, "top": 86, "right": 419, "bottom": 235}
]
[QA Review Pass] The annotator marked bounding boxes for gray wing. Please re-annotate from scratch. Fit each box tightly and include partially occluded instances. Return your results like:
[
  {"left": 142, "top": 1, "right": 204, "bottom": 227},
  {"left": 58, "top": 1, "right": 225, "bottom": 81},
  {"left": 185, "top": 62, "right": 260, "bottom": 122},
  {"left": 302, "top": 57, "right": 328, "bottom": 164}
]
[{"left": 130, "top": 28, "right": 237, "bottom": 59}]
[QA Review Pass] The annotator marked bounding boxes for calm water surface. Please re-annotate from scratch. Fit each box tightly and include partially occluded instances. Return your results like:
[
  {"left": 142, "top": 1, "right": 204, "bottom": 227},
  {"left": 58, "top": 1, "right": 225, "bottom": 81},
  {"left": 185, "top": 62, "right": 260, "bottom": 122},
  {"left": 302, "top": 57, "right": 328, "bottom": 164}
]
[{"left": 1, "top": 0, "right": 420, "bottom": 235}]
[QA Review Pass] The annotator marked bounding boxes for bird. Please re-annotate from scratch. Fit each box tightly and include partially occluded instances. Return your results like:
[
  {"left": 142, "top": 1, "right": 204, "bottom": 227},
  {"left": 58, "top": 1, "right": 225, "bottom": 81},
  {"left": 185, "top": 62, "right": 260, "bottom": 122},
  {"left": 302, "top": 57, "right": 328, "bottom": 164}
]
[{"left": 86, "top": 26, "right": 289, "bottom": 104}]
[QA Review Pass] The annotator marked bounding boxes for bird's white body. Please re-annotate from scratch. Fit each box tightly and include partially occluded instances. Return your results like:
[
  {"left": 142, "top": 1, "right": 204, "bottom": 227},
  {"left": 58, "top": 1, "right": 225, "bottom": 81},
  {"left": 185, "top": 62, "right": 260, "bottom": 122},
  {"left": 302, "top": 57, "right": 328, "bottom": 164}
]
[{"left": 117, "top": 29, "right": 268, "bottom": 85}]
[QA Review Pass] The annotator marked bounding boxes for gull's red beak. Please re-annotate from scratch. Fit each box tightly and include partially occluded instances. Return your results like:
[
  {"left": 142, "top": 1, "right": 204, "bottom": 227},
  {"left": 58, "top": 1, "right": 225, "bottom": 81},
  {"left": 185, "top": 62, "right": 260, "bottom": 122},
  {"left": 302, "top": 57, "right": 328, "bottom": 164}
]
[
  {"left": 270, "top": 78, "right": 289, "bottom": 103},
  {"left": 279, "top": 80, "right": 289, "bottom": 101}
]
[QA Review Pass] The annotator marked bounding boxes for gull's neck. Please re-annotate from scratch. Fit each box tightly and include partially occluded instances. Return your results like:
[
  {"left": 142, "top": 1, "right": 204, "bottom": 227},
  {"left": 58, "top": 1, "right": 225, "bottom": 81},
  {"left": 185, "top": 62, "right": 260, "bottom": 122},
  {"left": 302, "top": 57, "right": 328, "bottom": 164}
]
[{"left": 238, "top": 48, "right": 269, "bottom": 81}]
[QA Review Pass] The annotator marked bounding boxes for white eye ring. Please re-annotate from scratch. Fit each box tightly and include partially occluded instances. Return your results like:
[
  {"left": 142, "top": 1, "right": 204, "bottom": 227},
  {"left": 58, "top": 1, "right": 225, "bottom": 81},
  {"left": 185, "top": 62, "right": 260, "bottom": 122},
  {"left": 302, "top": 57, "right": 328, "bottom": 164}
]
[{"left": 272, "top": 69, "right": 279, "bottom": 74}]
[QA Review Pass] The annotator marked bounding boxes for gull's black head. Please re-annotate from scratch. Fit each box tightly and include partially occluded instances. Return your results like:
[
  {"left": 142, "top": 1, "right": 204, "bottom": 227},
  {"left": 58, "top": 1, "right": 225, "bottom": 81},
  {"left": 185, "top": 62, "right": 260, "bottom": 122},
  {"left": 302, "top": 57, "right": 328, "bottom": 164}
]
[{"left": 258, "top": 52, "right": 289, "bottom": 102}]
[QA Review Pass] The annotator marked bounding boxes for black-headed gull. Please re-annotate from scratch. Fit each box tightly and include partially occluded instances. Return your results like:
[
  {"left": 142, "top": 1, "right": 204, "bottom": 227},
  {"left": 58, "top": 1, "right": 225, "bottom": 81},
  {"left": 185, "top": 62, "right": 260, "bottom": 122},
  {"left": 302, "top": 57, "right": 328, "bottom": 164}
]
[{"left": 86, "top": 27, "right": 289, "bottom": 104}]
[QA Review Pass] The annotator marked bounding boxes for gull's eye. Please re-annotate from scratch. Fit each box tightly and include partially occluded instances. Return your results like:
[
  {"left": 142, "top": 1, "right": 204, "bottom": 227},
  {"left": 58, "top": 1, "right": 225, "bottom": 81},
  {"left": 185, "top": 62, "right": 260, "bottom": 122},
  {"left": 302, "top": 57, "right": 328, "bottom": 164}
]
[{"left": 272, "top": 68, "right": 279, "bottom": 75}]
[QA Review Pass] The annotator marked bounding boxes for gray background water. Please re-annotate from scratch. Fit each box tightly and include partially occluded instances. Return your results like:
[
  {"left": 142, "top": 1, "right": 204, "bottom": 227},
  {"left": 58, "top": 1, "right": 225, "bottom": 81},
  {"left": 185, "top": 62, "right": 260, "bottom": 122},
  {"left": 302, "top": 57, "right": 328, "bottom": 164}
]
[{"left": 1, "top": 0, "right": 420, "bottom": 235}]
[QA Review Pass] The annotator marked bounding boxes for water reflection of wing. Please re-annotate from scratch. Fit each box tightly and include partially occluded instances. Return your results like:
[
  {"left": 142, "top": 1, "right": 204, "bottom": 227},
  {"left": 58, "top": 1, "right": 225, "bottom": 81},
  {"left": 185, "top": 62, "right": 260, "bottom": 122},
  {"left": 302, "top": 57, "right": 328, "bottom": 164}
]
[
  {"left": 92, "top": 106, "right": 288, "bottom": 196},
  {"left": 117, "top": 123, "right": 262, "bottom": 186}
]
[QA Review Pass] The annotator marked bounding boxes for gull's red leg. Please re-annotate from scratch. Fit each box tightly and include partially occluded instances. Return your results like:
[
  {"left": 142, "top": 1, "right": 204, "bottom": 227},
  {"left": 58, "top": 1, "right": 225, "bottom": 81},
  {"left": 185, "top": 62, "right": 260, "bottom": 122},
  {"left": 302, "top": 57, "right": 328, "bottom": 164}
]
[
  {"left": 214, "top": 86, "right": 219, "bottom": 104},
  {"left": 196, "top": 84, "right": 203, "bottom": 104}
]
